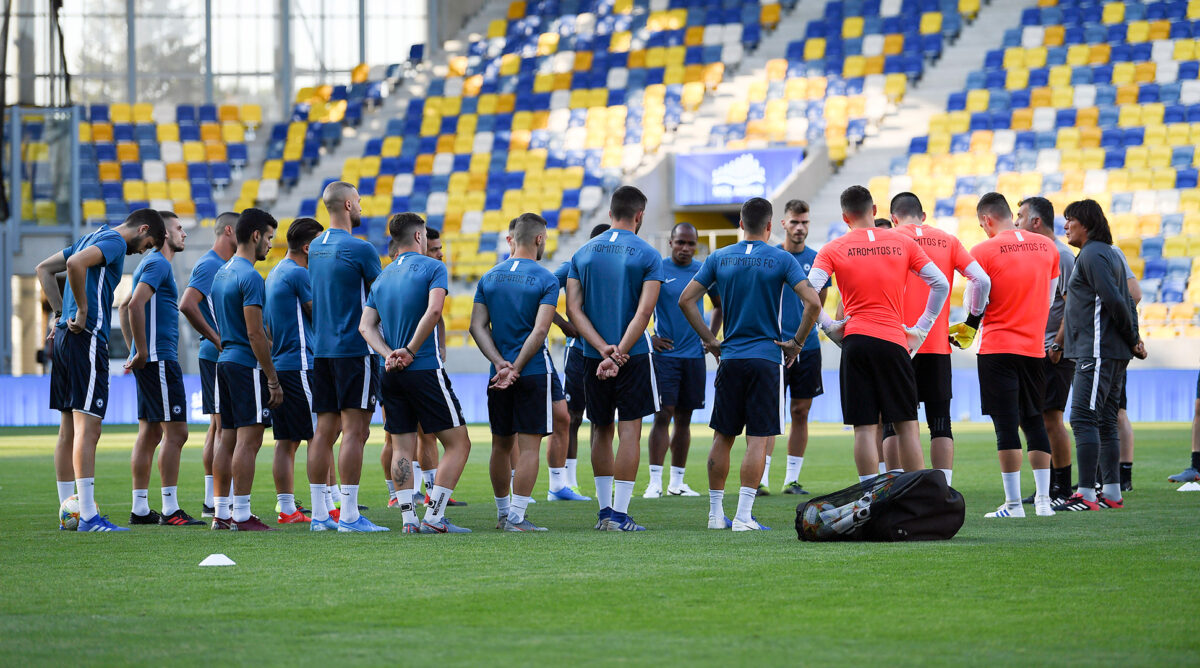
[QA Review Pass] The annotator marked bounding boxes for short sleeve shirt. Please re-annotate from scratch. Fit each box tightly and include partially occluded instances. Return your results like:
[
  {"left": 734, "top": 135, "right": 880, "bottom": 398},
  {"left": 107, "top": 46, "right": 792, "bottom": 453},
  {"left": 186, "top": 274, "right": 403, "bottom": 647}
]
[
  {"left": 365, "top": 252, "right": 449, "bottom": 371},
  {"left": 970, "top": 228, "right": 1060, "bottom": 357},
  {"left": 212, "top": 256, "right": 266, "bottom": 368},
  {"left": 654, "top": 257, "right": 717, "bottom": 359},
  {"left": 187, "top": 249, "right": 226, "bottom": 362},
  {"left": 130, "top": 249, "right": 178, "bottom": 362},
  {"left": 265, "top": 258, "right": 314, "bottom": 371},
  {"left": 894, "top": 223, "right": 975, "bottom": 355},
  {"left": 473, "top": 258, "right": 560, "bottom": 376},
  {"left": 59, "top": 226, "right": 127, "bottom": 345},
  {"left": 309, "top": 228, "right": 383, "bottom": 358},
  {"left": 777, "top": 244, "right": 820, "bottom": 351},
  {"left": 567, "top": 228, "right": 664, "bottom": 359}
]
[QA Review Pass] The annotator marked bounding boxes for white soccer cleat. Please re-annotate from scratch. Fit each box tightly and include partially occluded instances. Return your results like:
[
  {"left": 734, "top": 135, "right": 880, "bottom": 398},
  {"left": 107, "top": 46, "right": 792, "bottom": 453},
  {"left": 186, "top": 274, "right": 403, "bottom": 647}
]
[
  {"left": 731, "top": 517, "right": 771, "bottom": 531},
  {"left": 642, "top": 484, "right": 662, "bottom": 499},
  {"left": 1034, "top": 496, "right": 1056, "bottom": 516},
  {"left": 667, "top": 483, "right": 700, "bottom": 497},
  {"left": 984, "top": 503, "right": 1026, "bottom": 518},
  {"left": 708, "top": 514, "right": 732, "bottom": 530}
]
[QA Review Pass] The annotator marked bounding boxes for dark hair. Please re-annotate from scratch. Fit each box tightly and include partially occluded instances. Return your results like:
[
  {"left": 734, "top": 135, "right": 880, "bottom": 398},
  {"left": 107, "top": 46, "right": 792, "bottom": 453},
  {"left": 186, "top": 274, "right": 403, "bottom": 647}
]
[
  {"left": 387, "top": 236, "right": 401, "bottom": 257},
  {"left": 889, "top": 192, "right": 923, "bottom": 219},
  {"left": 609, "top": 185, "right": 647, "bottom": 221},
  {"left": 158, "top": 210, "right": 179, "bottom": 221},
  {"left": 215, "top": 211, "right": 238, "bottom": 234},
  {"left": 427, "top": 227, "right": 440, "bottom": 240},
  {"left": 670, "top": 221, "right": 697, "bottom": 238},
  {"left": 388, "top": 211, "right": 426, "bottom": 245},
  {"left": 235, "top": 207, "right": 278, "bottom": 244},
  {"left": 287, "top": 217, "right": 324, "bottom": 251},
  {"left": 740, "top": 197, "right": 773, "bottom": 234},
  {"left": 588, "top": 223, "right": 611, "bottom": 239},
  {"left": 509, "top": 212, "right": 547, "bottom": 246},
  {"left": 976, "top": 192, "right": 1012, "bottom": 221},
  {"left": 839, "top": 185, "right": 874, "bottom": 218},
  {"left": 124, "top": 208, "right": 167, "bottom": 247},
  {"left": 1018, "top": 196, "right": 1055, "bottom": 231},
  {"left": 1062, "top": 199, "right": 1113, "bottom": 245},
  {"left": 783, "top": 199, "right": 809, "bottom": 216},
  {"left": 874, "top": 217, "right": 893, "bottom": 228}
]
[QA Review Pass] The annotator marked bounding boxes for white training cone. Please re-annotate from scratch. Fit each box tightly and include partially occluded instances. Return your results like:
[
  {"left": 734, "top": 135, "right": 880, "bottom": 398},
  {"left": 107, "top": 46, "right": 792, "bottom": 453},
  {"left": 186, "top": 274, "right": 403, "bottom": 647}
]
[
  {"left": 1177, "top": 482, "right": 1200, "bottom": 492},
  {"left": 199, "top": 553, "right": 236, "bottom": 566}
]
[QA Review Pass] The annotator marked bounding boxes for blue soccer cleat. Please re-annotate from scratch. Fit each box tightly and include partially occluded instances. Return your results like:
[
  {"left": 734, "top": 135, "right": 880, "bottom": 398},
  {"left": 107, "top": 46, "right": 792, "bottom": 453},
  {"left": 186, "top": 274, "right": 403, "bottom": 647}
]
[
  {"left": 594, "top": 507, "right": 613, "bottom": 530},
  {"left": 547, "top": 486, "right": 591, "bottom": 502},
  {"left": 1168, "top": 467, "right": 1200, "bottom": 483},
  {"left": 310, "top": 516, "right": 339, "bottom": 531},
  {"left": 77, "top": 515, "right": 129, "bottom": 532},
  {"left": 419, "top": 518, "right": 471, "bottom": 533},
  {"left": 603, "top": 512, "right": 646, "bottom": 532},
  {"left": 337, "top": 515, "right": 390, "bottom": 532},
  {"left": 401, "top": 522, "right": 421, "bottom": 534},
  {"left": 504, "top": 518, "right": 549, "bottom": 532}
]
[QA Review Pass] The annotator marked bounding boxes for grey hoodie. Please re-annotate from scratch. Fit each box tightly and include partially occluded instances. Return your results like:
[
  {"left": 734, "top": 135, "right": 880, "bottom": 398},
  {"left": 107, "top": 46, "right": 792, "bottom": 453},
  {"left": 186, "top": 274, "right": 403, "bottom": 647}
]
[{"left": 1063, "top": 241, "right": 1139, "bottom": 361}]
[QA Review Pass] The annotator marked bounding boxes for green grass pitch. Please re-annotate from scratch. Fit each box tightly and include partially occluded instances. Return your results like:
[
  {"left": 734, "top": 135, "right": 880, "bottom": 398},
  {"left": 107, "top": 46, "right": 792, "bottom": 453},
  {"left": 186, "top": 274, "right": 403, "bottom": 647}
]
[{"left": 1, "top": 422, "right": 1198, "bottom": 665}]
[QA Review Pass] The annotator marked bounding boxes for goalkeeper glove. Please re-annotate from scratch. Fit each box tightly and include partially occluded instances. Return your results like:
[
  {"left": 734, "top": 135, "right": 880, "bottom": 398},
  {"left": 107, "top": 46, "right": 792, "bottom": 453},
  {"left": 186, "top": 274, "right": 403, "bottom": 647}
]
[
  {"left": 948, "top": 313, "right": 983, "bottom": 349},
  {"left": 904, "top": 325, "right": 930, "bottom": 358}
]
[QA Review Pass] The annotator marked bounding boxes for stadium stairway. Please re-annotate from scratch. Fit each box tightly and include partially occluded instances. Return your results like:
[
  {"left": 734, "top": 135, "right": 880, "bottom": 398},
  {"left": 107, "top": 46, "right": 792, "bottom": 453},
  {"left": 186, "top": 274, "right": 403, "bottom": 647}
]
[{"left": 805, "top": 0, "right": 1041, "bottom": 244}]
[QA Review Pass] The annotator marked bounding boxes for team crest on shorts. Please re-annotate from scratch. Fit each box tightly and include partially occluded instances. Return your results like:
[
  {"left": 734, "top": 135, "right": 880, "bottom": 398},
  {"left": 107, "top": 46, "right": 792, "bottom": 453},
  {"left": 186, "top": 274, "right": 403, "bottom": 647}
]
[
  {"left": 95, "top": 398, "right": 104, "bottom": 408},
  {"left": 172, "top": 405, "right": 182, "bottom": 415},
  {"left": 261, "top": 409, "right": 270, "bottom": 418}
]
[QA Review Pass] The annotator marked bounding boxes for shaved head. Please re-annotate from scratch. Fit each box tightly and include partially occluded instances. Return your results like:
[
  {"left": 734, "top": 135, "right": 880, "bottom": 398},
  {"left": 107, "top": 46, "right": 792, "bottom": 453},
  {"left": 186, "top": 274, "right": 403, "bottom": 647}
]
[{"left": 322, "top": 181, "right": 357, "bottom": 212}]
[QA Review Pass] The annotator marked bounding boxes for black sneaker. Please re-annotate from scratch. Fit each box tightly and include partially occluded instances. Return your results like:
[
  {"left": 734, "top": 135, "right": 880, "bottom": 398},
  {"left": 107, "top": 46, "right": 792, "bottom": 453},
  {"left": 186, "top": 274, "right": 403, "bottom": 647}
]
[
  {"left": 782, "top": 481, "right": 809, "bottom": 495},
  {"left": 130, "top": 509, "right": 162, "bottom": 525},
  {"left": 755, "top": 485, "right": 770, "bottom": 497},
  {"left": 1120, "top": 480, "right": 1132, "bottom": 492},
  {"left": 1021, "top": 493, "right": 1035, "bottom": 505},
  {"left": 159, "top": 508, "right": 204, "bottom": 526},
  {"left": 201, "top": 503, "right": 215, "bottom": 518}
]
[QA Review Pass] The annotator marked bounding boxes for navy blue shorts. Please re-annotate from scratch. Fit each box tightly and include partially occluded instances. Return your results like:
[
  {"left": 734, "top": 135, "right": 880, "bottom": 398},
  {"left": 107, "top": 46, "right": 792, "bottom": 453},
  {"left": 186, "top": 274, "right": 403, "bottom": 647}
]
[
  {"left": 710, "top": 358, "right": 784, "bottom": 437},
  {"left": 488, "top": 373, "right": 554, "bottom": 436},
  {"left": 272, "top": 369, "right": 315, "bottom": 442},
  {"left": 583, "top": 353, "right": 660, "bottom": 425},
  {"left": 313, "top": 356, "right": 379, "bottom": 413},
  {"left": 134, "top": 360, "right": 187, "bottom": 422},
  {"left": 550, "top": 371, "right": 565, "bottom": 403},
  {"left": 563, "top": 345, "right": 586, "bottom": 413},
  {"left": 217, "top": 361, "right": 273, "bottom": 430},
  {"left": 199, "top": 357, "right": 219, "bottom": 415},
  {"left": 380, "top": 368, "right": 464, "bottom": 435},
  {"left": 785, "top": 348, "right": 824, "bottom": 400},
  {"left": 653, "top": 355, "right": 707, "bottom": 411},
  {"left": 51, "top": 328, "right": 110, "bottom": 419}
]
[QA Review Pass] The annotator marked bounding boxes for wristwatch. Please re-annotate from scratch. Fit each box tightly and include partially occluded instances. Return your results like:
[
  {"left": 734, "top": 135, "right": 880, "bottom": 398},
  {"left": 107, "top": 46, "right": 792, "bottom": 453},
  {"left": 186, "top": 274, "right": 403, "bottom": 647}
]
[{"left": 1049, "top": 343, "right": 1062, "bottom": 352}]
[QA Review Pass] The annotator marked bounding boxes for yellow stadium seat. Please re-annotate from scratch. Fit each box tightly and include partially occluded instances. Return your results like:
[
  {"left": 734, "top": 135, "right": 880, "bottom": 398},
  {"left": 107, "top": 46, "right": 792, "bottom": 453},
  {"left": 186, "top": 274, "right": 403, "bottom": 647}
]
[
  {"left": 507, "top": 1, "right": 525, "bottom": 20},
  {"left": 241, "top": 104, "right": 262, "bottom": 128},
  {"left": 165, "top": 162, "right": 188, "bottom": 181},
  {"left": 919, "top": 12, "right": 942, "bottom": 35},
  {"left": 1175, "top": 39, "right": 1197, "bottom": 61},
  {"left": 146, "top": 181, "right": 169, "bottom": 201},
  {"left": 1118, "top": 105, "right": 1143, "bottom": 128},
  {"left": 1126, "top": 146, "right": 1149, "bottom": 169},
  {"left": 1011, "top": 108, "right": 1034, "bottom": 130},
  {"left": 90, "top": 122, "right": 113, "bottom": 143},
  {"left": 487, "top": 19, "right": 507, "bottom": 39},
  {"left": 1076, "top": 107, "right": 1099, "bottom": 128},
  {"left": 1029, "top": 87, "right": 1052, "bottom": 108},
  {"left": 1127, "top": 20, "right": 1150, "bottom": 43},
  {"left": 610, "top": 31, "right": 632, "bottom": 53},
  {"left": 167, "top": 180, "right": 190, "bottom": 201},
  {"left": 1006, "top": 68, "right": 1029, "bottom": 91},
  {"left": 132, "top": 103, "right": 154, "bottom": 124},
  {"left": 1051, "top": 86, "right": 1075, "bottom": 109},
  {"left": 82, "top": 199, "right": 106, "bottom": 221},
  {"left": 1048, "top": 65, "right": 1072, "bottom": 88},
  {"left": 1147, "top": 19, "right": 1171, "bottom": 41},
  {"left": 205, "top": 143, "right": 226, "bottom": 163},
  {"left": 123, "top": 180, "right": 146, "bottom": 201},
  {"left": 761, "top": 3, "right": 781, "bottom": 28},
  {"left": 804, "top": 38, "right": 826, "bottom": 61},
  {"left": 1164, "top": 235, "right": 1189, "bottom": 257},
  {"left": 1066, "top": 44, "right": 1090, "bottom": 66},
  {"left": 1043, "top": 25, "right": 1065, "bottom": 46},
  {"left": 1089, "top": 43, "right": 1111, "bottom": 65},
  {"left": 843, "top": 16, "right": 864, "bottom": 39},
  {"left": 883, "top": 34, "right": 904, "bottom": 56},
  {"left": 116, "top": 142, "right": 139, "bottom": 163},
  {"left": 1102, "top": 1, "right": 1125, "bottom": 24},
  {"left": 1112, "top": 62, "right": 1135, "bottom": 86},
  {"left": 109, "top": 103, "right": 131, "bottom": 124}
]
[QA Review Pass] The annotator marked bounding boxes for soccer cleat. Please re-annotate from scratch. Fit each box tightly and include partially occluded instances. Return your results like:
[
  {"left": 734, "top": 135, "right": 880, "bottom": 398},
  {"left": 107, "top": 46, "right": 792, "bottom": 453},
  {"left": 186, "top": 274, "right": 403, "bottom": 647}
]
[
  {"left": 708, "top": 514, "right": 732, "bottom": 530},
  {"left": 210, "top": 517, "right": 233, "bottom": 530},
  {"left": 1051, "top": 493, "right": 1100, "bottom": 512},
  {"left": 642, "top": 484, "right": 662, "bottom": 499},
  {"left": 594, "top": 507, "right": 613, "bottom": 530},
  {"left": 201, "top": 503, "right": 215, "bottom": 518},
  {"left": 274, "top": 500, "right": 310, "bottom": 514},
  {"left": 387, "top": 497, "right": 400, "bottom": 509},
  {"left": 77, "top": 515, "right": 130, "bottom": 532},
  {"left": 984, "top": 503, "right": 1026, "bottom": 518},
  {"left": 1168, "top": 467, "right": 1200, "bottom": 483},
  {"left": 129, "top": 509, "right": 162, "bottom": 525},
  {"left": 504, "top": 518, "right": 549, "bottom": 532},
  {"left": 401, "top": 522, "right": 421, "bottom": 534},
  {"left": 424, "top": 494, "right": 467, "bottom": 507},
  {"left": 755, "top": 485, "right": 770, "bottom": 497},
  {"left": 496, "top": 515, "right": 507, "bottom": 530},
  {"left": 1120, "top": 480, "right": 1132, "bottom": 492},
  {"left": 668, "top": 483, "right": 701, "bottom": 497},
  {"left": 546, "top": 486, "right": 591, "bottom": 501},
  {"left": 159, "top": 509, "right": 204, "bottom": 526},
  {"left": 309, "top": 516, "right": 338, "bottom": 531},
  {"left": 232, "top": 515, "right": 276, "bottom": 531},
  {"left": 1097, "top": 496, "right": 1124, "bottom": 509},
  {"left": 328, "top": 508, "right": 341, "bottom": 523},
  {"left": 781, "top": 481, "right": 809, "bottom": 495},
  {"left": 337, "top": 515, "right": 390, "bottom": 532},
  {"left": 419, "top": 518, "right": 471, "bottom": 533},
  {"left": 731, "top": 517, "right": 771, "bottom": 531},
  {"left": 1021, "top": 493, "right": 1035, "bottom": 505},
  {"left": 1034, "top": 496, "right": 1056, "bottom": 517},
  {"left": 277, "top": 510, "right": 311, "bottom": 524},
  {"left": 603, "top": 513, "right": 646, "bottom": 532}
]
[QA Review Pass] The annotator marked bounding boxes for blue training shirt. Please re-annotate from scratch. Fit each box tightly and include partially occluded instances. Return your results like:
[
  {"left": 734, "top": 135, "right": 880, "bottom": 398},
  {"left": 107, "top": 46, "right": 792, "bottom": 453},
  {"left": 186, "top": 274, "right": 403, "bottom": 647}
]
[
  {"left": 129, "top": 249, "right": 179, "bottom": 362},
  {"left": 365, "top": 252, "right": 448, "bottom": 371},
  {"left": 553, "top": 260, "right": 576, "bottom": 350},
  {"left": 265, "top": 258, "right": 314, "bottom": 372},
  {"left": 59, "top": 225, "right": 127, "bottom": 346},
  {"left": 212, "top": 256, "right": 266, "bottom": 369},
  {"left": 567, "top": 227, "right": 663, "bottom": 359},
  {"left": 777, "top": 244, "right": 821, "bottom": 351},
  {"left": 474, "top": 257, "right": 560, "bottom": 376},
  {"left": 692, "top": 240, "right": 807, "bottom": 363},
  {"left": 654, "top": 257, "right": 718, "bottom": 359},
  {"left": 308, "top": 228, "right": 382, "bottom": 358},
  {"left": 187, "top": 248, "right": 226, "bottom": 363}
]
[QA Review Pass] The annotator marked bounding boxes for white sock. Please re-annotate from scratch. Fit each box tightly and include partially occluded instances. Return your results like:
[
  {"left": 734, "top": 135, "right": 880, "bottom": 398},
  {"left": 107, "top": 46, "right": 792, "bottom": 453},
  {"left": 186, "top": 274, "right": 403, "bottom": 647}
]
[
  {"left": 1102, "top": 482, "right": 1122, "bottom": 502},
  {"left": 277, "top": 493, "right": 296, "bottom": 515},
  {"left": 669, "top": 466, "right": 685, "bottom": 489},
  {"left": 1001, "top": 471, "right": 1021, "bottom": 506},
  {"left": 548, "top": 467, "right": 567, "bottom": 492},
  {"left": 424, "top": 485, "right": 453, "bottom": 523},
  {"left": 509, "top": 495, "right": 530, "bottom": 524},
  {"left": 228, "top": 481, "right": 234, "bottom": 499},
  {"left": 594, "top": 475, "right": 614, "bottom": 510},
  {"left": 648, "top": 464, "right": 663, "bottom": 489},
  {"left": 385, "top": 479, "right": 396, "bottom": 496},
  {"left": 735, "top": 486, "right": 757, "bottom": 524},
  {"left": 396, "top": 489, "right": 417, "bottom": 524},
  {"left": 77, "top": 477, "right": 97, "bottom": 519},
  {"left": 1079, "top": 486, "right": 1098, "bottom": 502},
  {"left": 324, "top": 484, "right": 337, "bottom": 511},
  {"left": 938, "top": 469, "right": 953, "bottom": 486},
  {"left": 232, "top": 494, "right": 251, "bottom": 522},
  {"left": 423, "top": 468, "right": 437, "bottom": 492},
  {"left": 613, "top": 480, "right": 635, "bottom": 514},
  {"left": 565, "top": 458, "right": 578, "bottom": 487},
  {"left": 340, "top": 485, "right": 360, "bottom": 523},
  {"left": 213, "top": 495, "right": 230, "bottom": 520},
  {"left": 709, "top": 488, "right": 724, "bottom": 518},
  {"left": 204, "top": 475, "right": 214, "bottom": 506},
  {"left": 412, "top": 462, "right": 424, "bottom": 493},
  {"left": 1033, "top": 468, "right": 1050, "bottom": 499},
  {"left": 310, "top": 484, "right": 328, "bottom": 521},
  {"left": 784, "top": 455, "right": 804, "bottom": 485},
  {"left": 759, "top": 455, "right": 772, "bottom": 487},
  {"left": 877, "top": 462, "right": 887, "bottom": 475},
  {"left": 57, "top": 480, "right": 75, "bottom": 505},
  {"left": 161, "top": 486, "right": 179, "bottom": 515},
  {"left": 859, "top": 474, "right": 876, "bottom": 484},
  {"left": 132, "top": 489, "right": 150, "bottom": 515},
  {"left": 495, "top": 495, "right": 511, "bottom": 519}
]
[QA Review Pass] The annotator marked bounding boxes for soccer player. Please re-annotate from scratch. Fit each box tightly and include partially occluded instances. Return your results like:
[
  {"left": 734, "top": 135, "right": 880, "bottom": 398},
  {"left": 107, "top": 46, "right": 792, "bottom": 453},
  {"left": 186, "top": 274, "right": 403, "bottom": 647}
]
[
  {"left": 265, "top": 217, "right": 325, "bottom": 524},
  {"left": 771, "top": 200, "right": 824, "bottom": 496},
  {"left": 645, "top": 222, "right": 721, "bottom": 499},
  {"left": 967, "top": 193, "right": 1060, "bottom": 518},
  {"left": 886, "top": 193, "right": 991, "bottom": 487},
  {"left": 807, "top": 186, "right": 948, "bottom": 480},
  {"left": 179, "top": 210, "right": 236, "bottom": 517},
  {"left": 1168, "top": 376, "right": 1200, "bottom": 482},
  {"left": 360, "top": 212, "right": 471, "bottom": 533},
  {"left": 1016, "top": 196, "right": 1076, "bottom": 503},
  {"left": 307, "top": 181, "right": 385, "bottom": 532},
  {"left": 119, "top": 211, "right": 203, "bottom": 526},
  {"left": 679, "top": 197, "right": 822, "bottom": 531},
  {"left": 1056, "top": 199, "right": 1146, "bottom": 511},
  {"left": 36, "top": 208, "right": 164, "bottom": 531},
  {"left": 210, "top": 208, "right": 283, "bottom": 531},
  {"left": 471, "top": 213, "right": 559, "bottom": 531},
  {"left": 566, "top": 186, "right": 663, "bottom": 531}
]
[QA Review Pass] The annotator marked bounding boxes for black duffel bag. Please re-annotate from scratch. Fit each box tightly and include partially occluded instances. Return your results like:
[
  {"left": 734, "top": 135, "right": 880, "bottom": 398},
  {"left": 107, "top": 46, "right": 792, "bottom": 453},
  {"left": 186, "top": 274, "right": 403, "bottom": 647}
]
[{"left": 795, "top": 469, "right": 965, "bottom": 542}]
